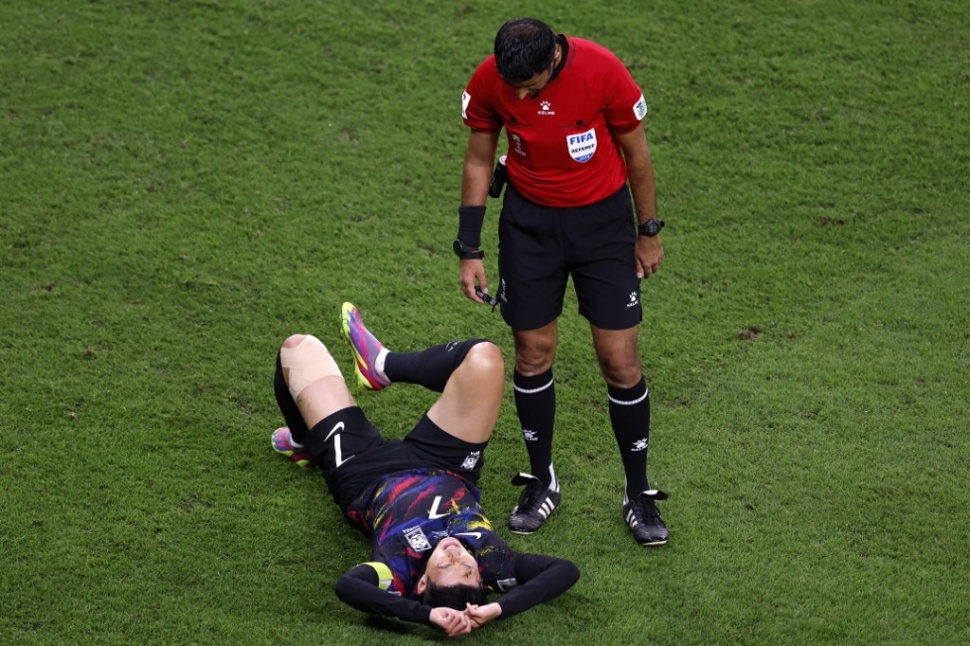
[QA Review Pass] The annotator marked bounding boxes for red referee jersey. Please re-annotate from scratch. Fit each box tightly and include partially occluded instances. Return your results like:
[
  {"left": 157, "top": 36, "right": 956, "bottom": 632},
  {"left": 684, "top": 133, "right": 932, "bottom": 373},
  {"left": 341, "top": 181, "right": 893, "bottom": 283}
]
[{"left": 461, "top": 36, "right": 648, "bottom": 208}]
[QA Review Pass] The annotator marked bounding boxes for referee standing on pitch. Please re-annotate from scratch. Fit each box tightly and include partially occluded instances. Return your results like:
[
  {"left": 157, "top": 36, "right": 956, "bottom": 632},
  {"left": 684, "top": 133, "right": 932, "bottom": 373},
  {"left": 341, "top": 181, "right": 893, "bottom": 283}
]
[{"left": 454, "top": 17, "right": 669, "bottom": 547}]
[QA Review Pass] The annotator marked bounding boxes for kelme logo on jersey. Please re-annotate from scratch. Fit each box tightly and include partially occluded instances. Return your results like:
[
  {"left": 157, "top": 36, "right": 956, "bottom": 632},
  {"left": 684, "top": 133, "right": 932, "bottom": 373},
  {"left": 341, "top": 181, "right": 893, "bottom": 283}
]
[
  {"left": 633, "top": 94, "right": 648, "bottom": 121},
  {"left": 566, "top": 128, "right": 597, "bottom": 163},
  {"left": 403, "top": 525, "right": 432, "bottom": 552}
]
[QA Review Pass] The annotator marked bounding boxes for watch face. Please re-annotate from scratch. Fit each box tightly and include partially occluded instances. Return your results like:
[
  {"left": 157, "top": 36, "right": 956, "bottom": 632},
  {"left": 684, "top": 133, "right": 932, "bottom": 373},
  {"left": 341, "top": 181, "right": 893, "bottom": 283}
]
[{"left": 640, "top": 220, "right": 663, "bottom": 236}]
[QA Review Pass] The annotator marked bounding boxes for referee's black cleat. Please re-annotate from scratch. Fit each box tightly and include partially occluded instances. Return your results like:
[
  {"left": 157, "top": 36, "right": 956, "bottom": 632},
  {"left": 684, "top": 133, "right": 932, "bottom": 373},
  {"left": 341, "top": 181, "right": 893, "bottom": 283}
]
[
  {"left": 508, "top": 473, "right": 560, "bottom": 534},
  {"left": 623, "top": 490, "right": 669, "bottom": 546}
]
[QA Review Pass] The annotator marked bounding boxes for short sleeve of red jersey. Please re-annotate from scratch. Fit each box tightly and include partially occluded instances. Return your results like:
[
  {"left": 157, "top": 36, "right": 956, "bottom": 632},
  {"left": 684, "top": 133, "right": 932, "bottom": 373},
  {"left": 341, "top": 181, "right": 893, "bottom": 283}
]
[
  {"left": 462, "top": 55, "right": 503, "bottom": 132},
  {"left": 595, "top": 43, "right": 649, "bottom": 134}
]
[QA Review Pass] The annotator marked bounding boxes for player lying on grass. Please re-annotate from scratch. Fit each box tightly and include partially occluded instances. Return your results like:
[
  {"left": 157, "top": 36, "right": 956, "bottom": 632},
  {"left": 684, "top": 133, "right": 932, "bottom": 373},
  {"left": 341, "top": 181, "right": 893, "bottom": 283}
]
[{"left": 270, "top": 302, "right": 580, "bottom": 637}]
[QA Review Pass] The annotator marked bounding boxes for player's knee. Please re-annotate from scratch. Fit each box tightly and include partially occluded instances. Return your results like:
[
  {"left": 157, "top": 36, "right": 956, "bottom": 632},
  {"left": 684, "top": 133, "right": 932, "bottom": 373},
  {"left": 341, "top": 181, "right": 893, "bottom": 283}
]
[
  {"left": 280, "top": 334, "right": 342, "bottom": 398},
  {"left": 465, "top": 341, "right": 504, "bottom": 383},
  {"left": 282, "top": 333, "right": 307, "bottom": 349}
]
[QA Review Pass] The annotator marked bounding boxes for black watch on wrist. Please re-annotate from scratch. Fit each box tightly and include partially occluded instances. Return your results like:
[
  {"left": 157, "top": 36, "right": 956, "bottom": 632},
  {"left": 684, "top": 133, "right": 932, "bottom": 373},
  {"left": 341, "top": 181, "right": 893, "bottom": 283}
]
[
  {"left": 453, "top": 239, "right": 485, "bottom": 260},
  {"left": 638, "top": 219, "right": 665, "bottom": 237}
]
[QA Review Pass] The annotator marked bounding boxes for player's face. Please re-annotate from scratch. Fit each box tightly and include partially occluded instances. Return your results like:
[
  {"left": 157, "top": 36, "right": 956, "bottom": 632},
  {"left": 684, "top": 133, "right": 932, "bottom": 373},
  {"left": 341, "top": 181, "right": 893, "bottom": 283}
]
[{"left": 425, "top": 537, "right": 482, "bottom": 588}]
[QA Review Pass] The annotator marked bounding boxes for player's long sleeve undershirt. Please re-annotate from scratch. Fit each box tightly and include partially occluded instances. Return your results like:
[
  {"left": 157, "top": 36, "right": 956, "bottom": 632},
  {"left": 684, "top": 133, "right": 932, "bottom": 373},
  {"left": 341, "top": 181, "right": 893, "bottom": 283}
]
[
  {"left": 335, "top": 566, "right": 433, "bottom": 625},
  {"left": 333, "top": 552, "right": 579, "bottom": 626},
  {"left": 496, "top": 552, "right": 580, "bottom": 618}
]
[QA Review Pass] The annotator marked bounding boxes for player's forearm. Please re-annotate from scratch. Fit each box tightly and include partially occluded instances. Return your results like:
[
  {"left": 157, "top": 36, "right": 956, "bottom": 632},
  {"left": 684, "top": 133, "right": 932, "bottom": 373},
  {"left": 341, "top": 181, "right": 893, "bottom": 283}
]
[
  {"left": 496, "top": 555, "right": 580, "bottom": 619},
  {"left": 334, "top": 567, "right": 432, "bottom": 626}
]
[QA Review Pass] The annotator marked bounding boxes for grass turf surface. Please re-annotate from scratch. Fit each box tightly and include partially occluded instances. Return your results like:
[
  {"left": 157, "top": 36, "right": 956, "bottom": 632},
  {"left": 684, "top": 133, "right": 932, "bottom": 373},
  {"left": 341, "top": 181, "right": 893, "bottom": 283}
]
[{"left": 2, "top": 1, "right": 968, "bottom": 644}]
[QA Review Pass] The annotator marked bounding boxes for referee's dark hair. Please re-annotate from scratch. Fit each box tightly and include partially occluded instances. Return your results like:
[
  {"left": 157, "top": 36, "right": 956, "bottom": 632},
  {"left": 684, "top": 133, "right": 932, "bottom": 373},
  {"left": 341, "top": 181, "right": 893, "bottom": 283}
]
[
  {"left": 423, "top": 582, "right": 488, "bottom": 611},
  {"left": 494, "top": 17, "right": 556, "bottom": 84}
]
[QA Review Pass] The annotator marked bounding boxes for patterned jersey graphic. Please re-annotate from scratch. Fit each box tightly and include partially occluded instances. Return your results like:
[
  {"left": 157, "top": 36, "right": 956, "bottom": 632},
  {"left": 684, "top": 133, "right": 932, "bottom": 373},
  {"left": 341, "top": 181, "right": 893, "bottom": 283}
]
[{"left": 352, "top": 469, "right": 519, "bottom": 597}]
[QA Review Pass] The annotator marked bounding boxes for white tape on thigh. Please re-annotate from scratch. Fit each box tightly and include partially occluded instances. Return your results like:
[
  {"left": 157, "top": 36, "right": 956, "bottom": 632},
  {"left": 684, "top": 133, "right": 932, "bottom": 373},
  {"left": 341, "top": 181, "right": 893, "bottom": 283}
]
[{"left": 280, "top": 335, "right": 342, "bottom": 399}]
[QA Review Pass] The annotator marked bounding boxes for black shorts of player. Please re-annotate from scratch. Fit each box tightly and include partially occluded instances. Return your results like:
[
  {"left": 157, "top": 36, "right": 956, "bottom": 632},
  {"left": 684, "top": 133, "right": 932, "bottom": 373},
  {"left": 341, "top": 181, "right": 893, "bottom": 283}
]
[
  {"left": 302, "top": 406, "right": 488, "bottom": 514},
  {"left": 497, "top": 183, "right": 643, "bottom": 331}
]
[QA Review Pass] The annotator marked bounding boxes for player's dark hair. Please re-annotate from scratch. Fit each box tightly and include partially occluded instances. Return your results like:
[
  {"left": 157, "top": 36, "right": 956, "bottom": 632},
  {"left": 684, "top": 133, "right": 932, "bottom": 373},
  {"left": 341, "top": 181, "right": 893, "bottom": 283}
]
[
  {"left": 494, "top": 17, "right": 556, "bottom": 83},
  {"left": 423, "top": 582, "right": 488, "bottom": 610}
]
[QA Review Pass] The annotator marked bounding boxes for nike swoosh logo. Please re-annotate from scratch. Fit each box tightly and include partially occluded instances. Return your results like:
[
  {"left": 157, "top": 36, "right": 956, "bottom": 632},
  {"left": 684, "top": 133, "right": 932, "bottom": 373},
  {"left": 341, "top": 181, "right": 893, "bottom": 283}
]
[
  {"left": 324, "top": 421, "right": 345, "bottom": 442},
  {"left": 453, "top": 532, "right": 482, "bottom": 540},
  {"left": 325, "top": 422, "right": 355, "bottom": 467}
]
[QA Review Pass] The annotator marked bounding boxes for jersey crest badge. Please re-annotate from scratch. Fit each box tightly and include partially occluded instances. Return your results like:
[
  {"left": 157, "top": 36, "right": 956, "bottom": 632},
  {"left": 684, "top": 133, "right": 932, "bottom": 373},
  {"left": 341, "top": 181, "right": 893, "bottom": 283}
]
[
  {"left": 566, "top": 128, "right": 597, "bottom": 163},
  {"left": 403, "top": 525, "right": 432, "bottom": 552}
]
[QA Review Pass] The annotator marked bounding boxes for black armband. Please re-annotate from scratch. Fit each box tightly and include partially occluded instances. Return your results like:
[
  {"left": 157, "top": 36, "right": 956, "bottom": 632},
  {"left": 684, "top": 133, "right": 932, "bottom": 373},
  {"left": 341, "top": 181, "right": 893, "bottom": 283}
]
[{"left": 457, "top": 205, "right": 486, "bottom": 249}]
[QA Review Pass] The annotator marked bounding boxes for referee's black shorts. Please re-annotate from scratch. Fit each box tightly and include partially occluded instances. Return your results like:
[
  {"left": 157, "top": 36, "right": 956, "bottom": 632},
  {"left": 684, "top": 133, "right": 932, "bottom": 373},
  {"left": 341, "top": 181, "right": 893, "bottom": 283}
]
[
  {"left": 497, "top": 183, "right": 643, "bottom": 331},
  {"left": 303, "top": 406, "right": 488, "bottom": 514}
]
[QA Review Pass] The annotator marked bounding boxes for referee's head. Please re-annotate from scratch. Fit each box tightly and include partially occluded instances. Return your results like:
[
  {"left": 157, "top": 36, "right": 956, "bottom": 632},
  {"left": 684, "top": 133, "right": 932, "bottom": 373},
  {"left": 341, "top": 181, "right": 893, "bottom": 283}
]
[{"left": 494, "top": 17, "right": 556, "bottom": 85}]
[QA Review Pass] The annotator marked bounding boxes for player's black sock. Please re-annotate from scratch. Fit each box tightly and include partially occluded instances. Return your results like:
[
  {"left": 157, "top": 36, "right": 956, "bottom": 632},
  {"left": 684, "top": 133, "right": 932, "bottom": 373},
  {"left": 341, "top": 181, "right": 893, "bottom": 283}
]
[
  {"left": 383, "top": 338, "right": 485, "bottom": 393},
  {"left": 513, "top": 369, "right": 556, "bottom": 487},
  {"left": 608, "top": 377, "right": 651, "bottom": 497},
  {"left": 274, "top": 351, "right": 310, "bottom": 444}
]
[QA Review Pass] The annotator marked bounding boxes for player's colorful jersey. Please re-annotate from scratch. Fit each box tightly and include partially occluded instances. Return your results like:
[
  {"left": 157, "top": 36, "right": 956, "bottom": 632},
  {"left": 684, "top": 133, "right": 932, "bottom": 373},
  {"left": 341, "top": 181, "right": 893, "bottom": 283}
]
[
  {"left": 350, "top": 468, "right": 520, "bottom": 598},
  {"left": 462, "top": 36, "right": 648, "bottom": 208}
]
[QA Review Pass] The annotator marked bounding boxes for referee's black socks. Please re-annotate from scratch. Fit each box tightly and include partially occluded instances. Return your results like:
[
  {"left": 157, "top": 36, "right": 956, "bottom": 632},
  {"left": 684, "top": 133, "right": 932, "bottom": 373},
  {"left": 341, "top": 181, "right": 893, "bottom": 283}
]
[
  {"left": 513, "top": 369, "right": 557, "bottom": 488},
  {"left": 607, "top": 377, "right": 652, "bottom": 497}
]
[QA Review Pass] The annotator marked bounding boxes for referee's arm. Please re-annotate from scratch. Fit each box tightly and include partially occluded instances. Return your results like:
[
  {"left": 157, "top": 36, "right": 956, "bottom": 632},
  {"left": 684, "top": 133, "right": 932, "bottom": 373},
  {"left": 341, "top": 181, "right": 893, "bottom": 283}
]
[
  {"left": 616, "top": 126, "right": 658, "bottom": 225},
  {"left": 461, "top": 129, "right": 499, "bottom": 207}
]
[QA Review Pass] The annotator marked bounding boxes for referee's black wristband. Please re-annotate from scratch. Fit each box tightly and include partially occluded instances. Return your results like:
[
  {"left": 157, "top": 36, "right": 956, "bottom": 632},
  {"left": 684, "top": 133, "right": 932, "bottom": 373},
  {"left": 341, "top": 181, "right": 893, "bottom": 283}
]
[{"left": 457, "top": 205, "right": 486, "bottom": 249}]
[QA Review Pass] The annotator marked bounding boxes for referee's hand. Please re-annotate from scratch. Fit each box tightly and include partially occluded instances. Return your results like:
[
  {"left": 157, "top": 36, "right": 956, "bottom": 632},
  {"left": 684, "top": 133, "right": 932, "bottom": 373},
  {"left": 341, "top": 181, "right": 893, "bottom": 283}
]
[
  {"left": 459, "top": 258, "right": 488, "bottom": 302},
  {"left": 635, "top": 235, "right": 664, "bottom": 279}
]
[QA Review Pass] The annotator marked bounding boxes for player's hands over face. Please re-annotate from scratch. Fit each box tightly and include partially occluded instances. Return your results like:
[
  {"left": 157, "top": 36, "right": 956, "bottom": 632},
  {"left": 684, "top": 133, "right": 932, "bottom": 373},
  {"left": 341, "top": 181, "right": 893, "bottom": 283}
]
[
  {"left": 465, "top": 601, "right": 502, "bottom": 628},
  {"left": 430, "top": 607, "right": 473, "bottom": 637}
]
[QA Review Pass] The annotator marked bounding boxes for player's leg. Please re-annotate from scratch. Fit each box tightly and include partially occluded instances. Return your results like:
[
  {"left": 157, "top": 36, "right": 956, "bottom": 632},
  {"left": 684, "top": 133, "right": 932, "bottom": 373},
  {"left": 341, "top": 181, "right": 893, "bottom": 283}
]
[
  {"left": 342, "top": 301, "right": 491, "bottom": 395},
  {"left": 343, "top": 300, "right": 506, "bottom": 443},
  {"left": 396, "top": 340, "right": 503, "bottom": 487},
  {"left": 279, "top": 334, "right": 356, "bottom": 428},
  {"left": 424, "top": 340, "right": 504, "bottom": 444},
  {"left": 273, "top": 334, "right": 356, "bottom": 466}
]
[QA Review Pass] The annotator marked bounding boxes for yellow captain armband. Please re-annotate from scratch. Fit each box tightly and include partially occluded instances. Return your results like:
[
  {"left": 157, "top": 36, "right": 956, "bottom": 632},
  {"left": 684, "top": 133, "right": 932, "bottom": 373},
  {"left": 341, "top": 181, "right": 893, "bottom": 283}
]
[{"left": 361, "top": 562, "right": 394, "bottom": 591}]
